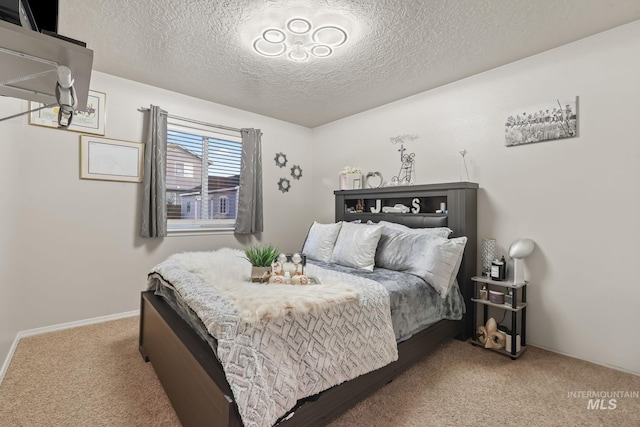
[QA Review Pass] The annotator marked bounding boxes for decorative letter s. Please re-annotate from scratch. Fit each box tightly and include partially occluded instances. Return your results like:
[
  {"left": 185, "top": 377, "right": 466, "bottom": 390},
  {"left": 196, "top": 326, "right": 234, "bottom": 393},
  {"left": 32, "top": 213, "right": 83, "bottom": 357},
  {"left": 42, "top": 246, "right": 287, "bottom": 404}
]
[{"left": 411, "top": 198, "right": 421, "bottom": 213}]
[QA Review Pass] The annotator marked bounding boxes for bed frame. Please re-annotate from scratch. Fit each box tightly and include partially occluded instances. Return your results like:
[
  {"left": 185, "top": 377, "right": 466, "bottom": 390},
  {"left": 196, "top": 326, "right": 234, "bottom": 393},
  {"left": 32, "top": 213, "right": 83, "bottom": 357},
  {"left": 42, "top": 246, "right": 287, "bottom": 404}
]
[{"left": 139, "top": 181, "right": 478, "bottom": 427}]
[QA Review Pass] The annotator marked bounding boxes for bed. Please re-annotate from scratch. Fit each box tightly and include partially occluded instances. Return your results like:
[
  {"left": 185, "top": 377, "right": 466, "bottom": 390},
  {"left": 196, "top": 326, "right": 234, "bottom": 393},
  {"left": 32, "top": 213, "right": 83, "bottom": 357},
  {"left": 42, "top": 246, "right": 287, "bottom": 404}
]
[{"left": 139, "top": 182, "right": 478, "bottom": 427}]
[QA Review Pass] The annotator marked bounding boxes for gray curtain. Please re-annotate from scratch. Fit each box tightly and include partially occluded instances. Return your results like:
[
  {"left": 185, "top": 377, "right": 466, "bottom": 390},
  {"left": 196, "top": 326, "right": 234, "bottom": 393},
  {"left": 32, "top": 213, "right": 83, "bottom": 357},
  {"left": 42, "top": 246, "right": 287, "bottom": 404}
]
[
  {"left": 140, "top": 105, "right": 168, "bottom": 238},
  {"left": 235, "top": 128, "right": 263, "bottom": 234}
]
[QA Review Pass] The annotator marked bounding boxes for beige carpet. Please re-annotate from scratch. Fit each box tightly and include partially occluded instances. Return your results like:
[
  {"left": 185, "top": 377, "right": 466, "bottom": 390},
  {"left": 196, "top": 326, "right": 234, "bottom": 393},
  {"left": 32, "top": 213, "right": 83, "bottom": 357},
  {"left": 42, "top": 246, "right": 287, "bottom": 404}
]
[{"left": 0, "top": 317, "right": 638, "bottom": 427}]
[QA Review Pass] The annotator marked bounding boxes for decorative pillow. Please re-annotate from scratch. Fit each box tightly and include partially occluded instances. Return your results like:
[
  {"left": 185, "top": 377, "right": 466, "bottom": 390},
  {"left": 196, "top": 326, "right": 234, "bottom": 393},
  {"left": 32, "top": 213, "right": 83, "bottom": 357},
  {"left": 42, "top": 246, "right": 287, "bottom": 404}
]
[
  {"left": 330, "top": 222, "right": 383, "bottom": 271},
  {"left": 421, "top": 236, "right": 467, "bottom": 298},
  {"left": 375, "top": 227, "right": 438, "bottom": 272},
  {"left": 378, "top": 220, "right": 452, "bottom": 237},
  {"left": 301, "top": 222, "right": 342, "bottom": 263},
  {"left": 375, "top": 227, "right": 466, "bottom": 298}
]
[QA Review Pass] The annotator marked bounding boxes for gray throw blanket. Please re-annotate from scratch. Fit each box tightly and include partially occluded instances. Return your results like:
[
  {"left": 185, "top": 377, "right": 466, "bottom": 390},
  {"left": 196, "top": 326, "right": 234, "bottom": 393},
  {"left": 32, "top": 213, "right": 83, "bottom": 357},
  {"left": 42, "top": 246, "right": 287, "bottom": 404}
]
[{"left": 149, "top": 248, "right": 398, "bottom": 427}]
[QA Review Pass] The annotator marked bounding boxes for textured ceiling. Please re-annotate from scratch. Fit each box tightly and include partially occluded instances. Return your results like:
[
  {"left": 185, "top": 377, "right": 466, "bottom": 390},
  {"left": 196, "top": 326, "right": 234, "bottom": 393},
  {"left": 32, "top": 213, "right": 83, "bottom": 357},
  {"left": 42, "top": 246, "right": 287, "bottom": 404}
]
[{"left": 58, "top": 0, "right": 640, "bottom": 128}]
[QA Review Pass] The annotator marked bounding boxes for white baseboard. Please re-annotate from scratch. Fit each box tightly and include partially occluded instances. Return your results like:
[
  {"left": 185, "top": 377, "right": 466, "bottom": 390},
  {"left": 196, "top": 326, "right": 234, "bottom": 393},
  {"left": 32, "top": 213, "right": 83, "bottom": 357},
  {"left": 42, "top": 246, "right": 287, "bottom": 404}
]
[
  {"left": 0, "top": 310, "right": 139, "bottom": 385},
  {"left": 0, "top": 335, "right": 21, "bottom": 388},
  {"left": 527, "top": 341, "right": 640, "bottom": 377}
]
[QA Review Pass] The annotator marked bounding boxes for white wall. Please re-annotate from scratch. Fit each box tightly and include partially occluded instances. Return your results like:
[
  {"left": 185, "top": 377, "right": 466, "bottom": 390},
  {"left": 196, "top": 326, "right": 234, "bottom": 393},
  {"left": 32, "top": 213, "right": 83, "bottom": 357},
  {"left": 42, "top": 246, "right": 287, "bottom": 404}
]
[
  {"left": 2, "top": 22, "right": 639, "bottom": 377},
  {"left": 0, "top": 100, "right": 24, "bottom": 370},
  {"left": 311, "top": 21, "right": 640, "bottom": 374},
  {"left": 0, "top": 71, "right": 314, "bottom": 367}
]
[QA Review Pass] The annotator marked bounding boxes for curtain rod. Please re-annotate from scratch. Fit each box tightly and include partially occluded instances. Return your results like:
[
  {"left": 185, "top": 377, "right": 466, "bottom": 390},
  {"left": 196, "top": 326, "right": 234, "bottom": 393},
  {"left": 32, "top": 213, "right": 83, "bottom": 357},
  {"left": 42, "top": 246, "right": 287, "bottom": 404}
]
[{"left": 138, "top": 107, "right": 242, "bottom": 133}]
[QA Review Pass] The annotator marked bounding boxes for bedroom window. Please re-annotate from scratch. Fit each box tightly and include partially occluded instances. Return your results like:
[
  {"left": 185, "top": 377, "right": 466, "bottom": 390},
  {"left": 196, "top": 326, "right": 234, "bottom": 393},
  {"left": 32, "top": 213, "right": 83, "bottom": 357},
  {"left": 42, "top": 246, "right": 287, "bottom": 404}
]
[{"left": 166, "top": 125, "right": 242, "bottom": 232}]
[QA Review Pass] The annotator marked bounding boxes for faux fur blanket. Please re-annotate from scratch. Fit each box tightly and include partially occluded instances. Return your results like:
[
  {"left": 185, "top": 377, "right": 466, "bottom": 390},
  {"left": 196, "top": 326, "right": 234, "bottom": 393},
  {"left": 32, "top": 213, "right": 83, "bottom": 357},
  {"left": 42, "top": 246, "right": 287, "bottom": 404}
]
[{"left": 149, "top": 248, "right": 398, "bottom": 427}]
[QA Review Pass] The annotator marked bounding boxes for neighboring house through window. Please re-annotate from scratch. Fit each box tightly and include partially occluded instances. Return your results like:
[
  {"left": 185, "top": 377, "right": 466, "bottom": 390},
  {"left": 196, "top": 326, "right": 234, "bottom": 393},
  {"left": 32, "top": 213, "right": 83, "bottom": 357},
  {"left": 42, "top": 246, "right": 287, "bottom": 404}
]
[
  {"left": 219, "top": 195, "right": 228, "bottom": 215},
  {"left": 175, "top": 162, "right": 194, "bottom": 178},
  {"left": 165, "top": 124, "right": 242, "bottom": 232}
]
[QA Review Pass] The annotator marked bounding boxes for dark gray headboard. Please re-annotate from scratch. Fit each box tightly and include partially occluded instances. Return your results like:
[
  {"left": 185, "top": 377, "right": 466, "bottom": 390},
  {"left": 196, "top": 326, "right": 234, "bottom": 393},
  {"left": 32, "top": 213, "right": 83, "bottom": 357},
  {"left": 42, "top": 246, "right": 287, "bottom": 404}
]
[{"left": 334, "top": 181, "right": 478, "bottom": 339}]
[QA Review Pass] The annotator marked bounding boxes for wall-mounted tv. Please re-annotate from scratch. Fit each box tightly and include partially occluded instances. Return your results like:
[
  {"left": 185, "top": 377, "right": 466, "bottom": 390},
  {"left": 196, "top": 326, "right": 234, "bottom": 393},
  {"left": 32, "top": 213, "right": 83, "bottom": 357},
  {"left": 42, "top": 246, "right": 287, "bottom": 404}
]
[{"left": 0, "top": 0, "right": 58, "bottom": 33}]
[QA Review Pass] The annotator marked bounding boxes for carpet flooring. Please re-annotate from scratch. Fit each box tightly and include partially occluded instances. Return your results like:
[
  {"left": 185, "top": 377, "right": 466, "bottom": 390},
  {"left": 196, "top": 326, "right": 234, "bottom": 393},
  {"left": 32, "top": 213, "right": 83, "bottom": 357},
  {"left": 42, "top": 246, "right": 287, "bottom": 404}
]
[{"left": 0, "top": 316, "right": 638, "bottom": 426}]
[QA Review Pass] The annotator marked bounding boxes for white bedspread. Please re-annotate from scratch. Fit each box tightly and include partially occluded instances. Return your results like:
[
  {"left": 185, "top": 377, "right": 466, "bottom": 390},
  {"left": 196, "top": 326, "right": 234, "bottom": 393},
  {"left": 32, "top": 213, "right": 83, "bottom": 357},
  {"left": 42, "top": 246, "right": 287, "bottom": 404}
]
[{"left": 149, "top": 248, "right": 398, "bottom": 427}]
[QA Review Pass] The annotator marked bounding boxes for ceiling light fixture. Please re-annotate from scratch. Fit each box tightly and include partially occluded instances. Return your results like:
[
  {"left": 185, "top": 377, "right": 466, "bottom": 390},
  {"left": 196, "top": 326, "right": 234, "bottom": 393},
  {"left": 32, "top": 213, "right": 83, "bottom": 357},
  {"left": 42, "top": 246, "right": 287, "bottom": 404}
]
[{"left": 252, "top": 17, "right": 348, "bottom": 62}]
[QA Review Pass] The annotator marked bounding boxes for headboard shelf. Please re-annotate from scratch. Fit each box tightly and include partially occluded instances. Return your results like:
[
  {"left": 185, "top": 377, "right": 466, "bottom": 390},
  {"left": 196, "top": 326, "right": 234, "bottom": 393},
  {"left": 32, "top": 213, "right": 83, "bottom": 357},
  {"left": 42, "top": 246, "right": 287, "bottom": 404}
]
[
  {"left": 334, "top": 181, "right": 478, "bottom": 196},
  {"left": 334, "top": 181, "right": 478, "bottom": 339}
]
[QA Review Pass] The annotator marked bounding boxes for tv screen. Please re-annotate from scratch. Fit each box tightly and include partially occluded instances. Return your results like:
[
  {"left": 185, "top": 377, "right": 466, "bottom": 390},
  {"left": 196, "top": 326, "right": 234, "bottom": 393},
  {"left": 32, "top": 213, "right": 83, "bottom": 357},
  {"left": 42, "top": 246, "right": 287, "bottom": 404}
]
[{"left": 0, "top": 0, "right": 57, "bottom": 33}]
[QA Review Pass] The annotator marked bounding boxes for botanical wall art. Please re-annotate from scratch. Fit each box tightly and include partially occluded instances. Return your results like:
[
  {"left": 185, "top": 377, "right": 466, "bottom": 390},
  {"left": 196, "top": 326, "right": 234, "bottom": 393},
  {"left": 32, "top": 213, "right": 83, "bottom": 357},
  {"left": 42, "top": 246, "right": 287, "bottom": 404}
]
[
  {"left": 30, "top": 90, "right": 107, "bottom": 135},
  {"left": 505, "top": 97, "right": 578, "bottom": 146}
]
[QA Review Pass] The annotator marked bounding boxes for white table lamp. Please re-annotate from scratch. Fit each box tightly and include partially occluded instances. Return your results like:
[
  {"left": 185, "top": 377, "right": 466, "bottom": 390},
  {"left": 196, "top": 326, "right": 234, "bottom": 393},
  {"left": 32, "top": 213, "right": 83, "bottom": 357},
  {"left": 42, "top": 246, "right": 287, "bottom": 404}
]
[{"left": 508, "top": 238, "right": 536, "bottom": 285}]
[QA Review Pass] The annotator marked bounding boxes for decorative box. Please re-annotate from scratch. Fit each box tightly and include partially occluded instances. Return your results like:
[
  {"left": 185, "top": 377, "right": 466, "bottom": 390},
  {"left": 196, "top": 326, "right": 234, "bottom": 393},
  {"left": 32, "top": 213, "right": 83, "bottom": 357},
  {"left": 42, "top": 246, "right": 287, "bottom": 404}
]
[
  {"left": 339, "top": 172, "right": 362, "bottom": 190},
  {"left": 505, "top": 334, "right": 521, "bottom": 353},
  {"left": 489, "top": 290, "right": 505, "bottom": 304}
]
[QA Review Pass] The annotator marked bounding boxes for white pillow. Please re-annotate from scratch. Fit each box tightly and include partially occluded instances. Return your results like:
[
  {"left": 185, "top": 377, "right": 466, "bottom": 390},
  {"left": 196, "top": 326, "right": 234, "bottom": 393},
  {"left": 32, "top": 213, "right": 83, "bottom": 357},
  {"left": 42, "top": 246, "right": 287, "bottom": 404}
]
[
  {"left": 331, "top": 222, "right": 383, "bottom": 271},
  {"left": 378, "top": 221, "right": 452, "bottom": 238},
  {"left": 421, "top": 236, "right": 467, "bottom": 298},
  {"left": 302, "top": 222, "right": 343, "bottom": 263}
]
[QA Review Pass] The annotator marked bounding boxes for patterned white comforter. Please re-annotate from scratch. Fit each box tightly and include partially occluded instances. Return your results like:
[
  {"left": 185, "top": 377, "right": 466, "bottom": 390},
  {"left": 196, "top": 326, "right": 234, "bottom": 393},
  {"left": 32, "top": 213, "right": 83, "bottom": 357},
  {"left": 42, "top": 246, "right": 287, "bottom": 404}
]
[{"left": 149, "top": 248, "right": 398, "bottom": 427}]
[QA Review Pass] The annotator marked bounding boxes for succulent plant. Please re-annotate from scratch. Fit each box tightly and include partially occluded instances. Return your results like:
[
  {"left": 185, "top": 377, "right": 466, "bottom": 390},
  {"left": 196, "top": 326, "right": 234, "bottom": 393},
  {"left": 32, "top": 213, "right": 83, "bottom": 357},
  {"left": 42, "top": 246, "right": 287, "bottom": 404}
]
[{"left": 243, "top": 245, "right": 280, "bottom": 267}]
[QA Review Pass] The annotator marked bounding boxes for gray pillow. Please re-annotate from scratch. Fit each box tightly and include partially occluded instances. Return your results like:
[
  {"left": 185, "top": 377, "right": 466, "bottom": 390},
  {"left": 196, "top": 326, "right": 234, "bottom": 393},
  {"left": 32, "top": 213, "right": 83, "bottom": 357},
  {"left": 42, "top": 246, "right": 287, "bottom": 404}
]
[
  {"left": 302, "top": 222, "right": 342, "bottom": 263},
  {"left": 375, "top": 227, "right": 436, "bottom": 272},
  {"left": 331, "top": 222, "right": 383, "bottom": 271},
  {"left": 378, "top": 220, "right": 452, "bottom": 237},
  {"left": 376, "top": 227, "right": 466, "bottom": 297}
]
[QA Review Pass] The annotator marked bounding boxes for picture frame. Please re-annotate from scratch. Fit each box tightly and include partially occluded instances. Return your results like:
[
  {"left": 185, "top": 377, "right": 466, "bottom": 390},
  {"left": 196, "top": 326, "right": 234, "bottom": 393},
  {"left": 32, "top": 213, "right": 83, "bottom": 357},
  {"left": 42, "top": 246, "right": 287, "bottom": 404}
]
[
  {"left": 29, "top": 90, "right": 106, "bottom": 135},
  {"left": 80, "top": 135, "right": 144, "bottom": 183},
  {"left": 505, "top": 96, "right": 578, "bottom": 147}
]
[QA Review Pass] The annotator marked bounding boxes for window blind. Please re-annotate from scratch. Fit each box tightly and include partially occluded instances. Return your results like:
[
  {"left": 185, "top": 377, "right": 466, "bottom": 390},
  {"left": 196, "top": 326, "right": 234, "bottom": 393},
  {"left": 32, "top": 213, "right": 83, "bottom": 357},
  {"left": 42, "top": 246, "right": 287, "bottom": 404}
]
[{"left": 165, "top": 124, "right": 242, "bottom": 231}]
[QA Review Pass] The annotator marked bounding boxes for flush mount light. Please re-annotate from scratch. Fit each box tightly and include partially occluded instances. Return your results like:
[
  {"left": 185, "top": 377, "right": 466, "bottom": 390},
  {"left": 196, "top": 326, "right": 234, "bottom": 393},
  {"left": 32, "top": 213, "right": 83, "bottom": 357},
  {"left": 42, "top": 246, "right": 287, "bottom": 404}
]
[
  {"left": 263, "top": 28, "right": 286, "bottom": 43},
  {"left": 312, "top": 26, "right": 348, "bottom": 47},
  {"left": 311, "top": 45, "right": 332, "bottom": 57},
  {"left": 252, "top": 17, "right": 348, "bottom": 62},
  {"left": 288, "top": 42, "right": 309, "bottom": 62},
  {"left": 287, "top": 18, "right": 311, "bottom": 34},
  {"left": 253, "top": 38, "right": 287, "bottom": 57}
]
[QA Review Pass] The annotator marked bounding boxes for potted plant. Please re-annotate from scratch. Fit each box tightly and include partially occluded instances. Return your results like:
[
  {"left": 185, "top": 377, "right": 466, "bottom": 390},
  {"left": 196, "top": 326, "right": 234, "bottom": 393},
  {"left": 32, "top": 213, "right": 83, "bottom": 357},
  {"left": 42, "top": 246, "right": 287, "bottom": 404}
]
[{"left": 244, "top": 245, "right": 279, "bottom": 282}]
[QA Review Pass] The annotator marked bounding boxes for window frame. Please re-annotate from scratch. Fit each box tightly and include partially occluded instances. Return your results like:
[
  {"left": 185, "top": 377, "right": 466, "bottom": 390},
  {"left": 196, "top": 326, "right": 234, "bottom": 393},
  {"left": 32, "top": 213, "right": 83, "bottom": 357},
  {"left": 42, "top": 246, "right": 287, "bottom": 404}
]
[{"left": 165, "top": 123, "right": 242, "bottom": 235}]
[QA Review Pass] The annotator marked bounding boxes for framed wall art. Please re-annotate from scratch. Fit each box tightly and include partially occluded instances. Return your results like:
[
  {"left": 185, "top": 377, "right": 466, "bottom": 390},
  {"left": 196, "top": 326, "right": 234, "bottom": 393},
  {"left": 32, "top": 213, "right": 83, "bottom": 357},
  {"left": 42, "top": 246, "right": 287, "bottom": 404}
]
[
  {"left": 30, "top": 90, "right": 106, "bottom": 135},
  {"left": 505, "top": 97, "right": 578, "bottom": 147},
  {"left": 80, "top": 135, "right": 144, "bottom": 183}
]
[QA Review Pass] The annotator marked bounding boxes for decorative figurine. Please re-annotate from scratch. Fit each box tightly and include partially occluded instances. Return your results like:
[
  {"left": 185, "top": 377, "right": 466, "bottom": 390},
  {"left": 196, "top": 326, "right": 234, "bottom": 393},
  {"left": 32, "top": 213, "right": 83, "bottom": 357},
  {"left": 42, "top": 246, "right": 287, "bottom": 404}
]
[
  {"left": 389, "top": 134, "right": 418, "bottom": 185},
  {"left": 476, "top": 317, "right": 506, "bottom": 350},
  {"left": 268, "top": 274, "right": 287, "bottom": 284},
  {"left": 271, "top": 253, "right": 306, "bottom": 280}
]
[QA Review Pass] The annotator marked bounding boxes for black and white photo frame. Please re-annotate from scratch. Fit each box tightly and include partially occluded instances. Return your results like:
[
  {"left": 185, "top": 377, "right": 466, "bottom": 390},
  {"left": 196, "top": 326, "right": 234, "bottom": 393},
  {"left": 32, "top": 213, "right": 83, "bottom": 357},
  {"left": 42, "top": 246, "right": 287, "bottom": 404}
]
[{"left": 505, "top": 97, "right": 578, "bottom": 146}]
